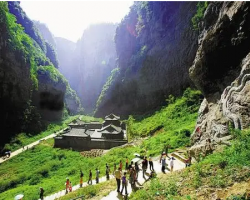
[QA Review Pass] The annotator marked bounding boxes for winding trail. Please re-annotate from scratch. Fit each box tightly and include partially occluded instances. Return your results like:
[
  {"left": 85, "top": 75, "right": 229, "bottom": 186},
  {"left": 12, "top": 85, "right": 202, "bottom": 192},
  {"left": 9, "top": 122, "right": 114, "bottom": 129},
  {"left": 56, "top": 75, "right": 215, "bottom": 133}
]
[
  {"left": 0, "top": 129, "right": 66, "bottom": 164},
  {"left": 45, "top": 155, "right": 186, "bottom": 200}
]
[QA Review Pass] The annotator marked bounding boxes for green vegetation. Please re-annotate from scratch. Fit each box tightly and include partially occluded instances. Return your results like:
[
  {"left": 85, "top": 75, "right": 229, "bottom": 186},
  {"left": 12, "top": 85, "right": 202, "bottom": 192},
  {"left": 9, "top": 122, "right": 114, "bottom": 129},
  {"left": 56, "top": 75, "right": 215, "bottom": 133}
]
[
  {"left": 0, "top": 89, "right": 201, "bottom": 199},
  {"left": 8, "top": 2, "right": 46, "bottom": 53},
  {"left": 130, "top": 128, "right": 250, "bottom": 199},
  {"left": 1, "top": 1, "right": 52, "bottom": 89},
  {"left": 127, "top": 88, "right": 202, "bottom": 155},
  {"left": 0, "top": 139, "right": 141, "bottom": 200},
  {"left": 80, "top": 115, "right": 103, "bottom": 123},
  {"left": 4, "top": 116, "right": 80, "bottom": 152},
  {"left": 192, "top": 1, "right": 208, "bottom": 30},
  {"left": 45, "top": 41, "right": 59, "bottom": 68},
  {"left": 95, "top": 68, "right": 120, "bottom": 111}
]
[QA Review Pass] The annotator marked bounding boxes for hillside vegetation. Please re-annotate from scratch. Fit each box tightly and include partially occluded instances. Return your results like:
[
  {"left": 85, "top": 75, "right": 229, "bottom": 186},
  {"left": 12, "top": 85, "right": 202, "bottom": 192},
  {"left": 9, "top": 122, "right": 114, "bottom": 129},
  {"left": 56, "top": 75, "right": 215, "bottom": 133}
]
[
  {"left": 130, "top": 128, "right": 250, "bottom": 200},
  {"left": 0, "top": 89, "right": 201, "bottom": 200}
]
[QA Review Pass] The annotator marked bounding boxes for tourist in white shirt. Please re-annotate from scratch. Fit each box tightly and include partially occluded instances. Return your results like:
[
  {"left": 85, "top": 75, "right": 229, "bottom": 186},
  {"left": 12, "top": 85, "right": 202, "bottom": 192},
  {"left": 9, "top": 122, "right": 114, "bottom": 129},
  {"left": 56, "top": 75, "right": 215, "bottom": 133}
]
[{"left": 169, "top": 157, "right": 175, "bottom": 172}]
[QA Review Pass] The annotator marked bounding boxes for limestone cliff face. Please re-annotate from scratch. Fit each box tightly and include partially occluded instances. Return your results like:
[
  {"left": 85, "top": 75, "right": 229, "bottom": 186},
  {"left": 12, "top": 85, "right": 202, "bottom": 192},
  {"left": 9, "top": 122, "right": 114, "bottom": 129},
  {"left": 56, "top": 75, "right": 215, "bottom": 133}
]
[
  {"left": 189, "top": 2, "right": 250, "bottom": 158},
  {"left": 55, "top": 24, "right": 117, "bottom": 114},
  {"left": 95, "top": 2, "right": 198, "bottom": 117}
]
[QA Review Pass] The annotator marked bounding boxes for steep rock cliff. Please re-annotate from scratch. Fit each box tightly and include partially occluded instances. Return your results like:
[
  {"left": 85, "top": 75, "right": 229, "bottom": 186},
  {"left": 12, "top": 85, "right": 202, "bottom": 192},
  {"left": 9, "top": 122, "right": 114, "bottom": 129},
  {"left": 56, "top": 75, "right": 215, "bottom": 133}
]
[
  {"left": 56, "top": 24, "right": 117, "bottom": 114},
  {"left": 34, "top": 21, "right": 59, "bottom": 68},
  {"left": 189, "top": 2, "right": 250, "bottom": 158},
  {"left": 0, "top": 2, "right": 81, "bottom": 147},
  {"left": 95, "top": 2, "right": 198, "bottom": 117}
]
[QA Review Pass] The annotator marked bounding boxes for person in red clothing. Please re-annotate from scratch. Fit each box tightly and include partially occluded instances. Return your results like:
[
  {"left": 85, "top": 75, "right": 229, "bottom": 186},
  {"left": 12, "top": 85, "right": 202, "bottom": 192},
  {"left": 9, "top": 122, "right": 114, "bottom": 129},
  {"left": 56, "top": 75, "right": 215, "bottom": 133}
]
[{"left": 65, "top": 178, "right": 70, "bottom": 194}]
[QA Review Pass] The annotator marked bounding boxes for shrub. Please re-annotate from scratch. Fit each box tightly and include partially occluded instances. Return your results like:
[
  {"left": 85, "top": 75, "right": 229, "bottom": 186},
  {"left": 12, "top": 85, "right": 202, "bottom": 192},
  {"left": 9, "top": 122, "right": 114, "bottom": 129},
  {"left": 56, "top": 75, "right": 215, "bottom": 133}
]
[{"left": 192, "top": 2, "right": 208, "bottom": 30}]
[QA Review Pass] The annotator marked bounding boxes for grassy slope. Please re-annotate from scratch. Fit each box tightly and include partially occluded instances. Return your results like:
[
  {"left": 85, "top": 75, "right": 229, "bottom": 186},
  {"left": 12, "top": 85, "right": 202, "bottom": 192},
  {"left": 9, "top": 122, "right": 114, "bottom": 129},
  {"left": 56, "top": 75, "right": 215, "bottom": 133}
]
[
  {"left": 128, "top": 88, "right": 202, "bottom": 156},
  {"left": 3, "top": 116, "right": 80, "bottom": 152},
  {"left": 0, "top": 89, "right": 201, "bottom": 200},
  {"left": 130, "top": 129, "right": 250, "bottom": 200}
]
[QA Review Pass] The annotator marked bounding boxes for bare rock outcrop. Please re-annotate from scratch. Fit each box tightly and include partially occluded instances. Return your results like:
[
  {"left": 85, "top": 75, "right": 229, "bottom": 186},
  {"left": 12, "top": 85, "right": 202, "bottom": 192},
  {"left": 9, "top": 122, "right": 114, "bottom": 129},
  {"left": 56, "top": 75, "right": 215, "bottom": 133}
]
[{"left": 189, "top": 2, "right": 250, "bottom": 159}]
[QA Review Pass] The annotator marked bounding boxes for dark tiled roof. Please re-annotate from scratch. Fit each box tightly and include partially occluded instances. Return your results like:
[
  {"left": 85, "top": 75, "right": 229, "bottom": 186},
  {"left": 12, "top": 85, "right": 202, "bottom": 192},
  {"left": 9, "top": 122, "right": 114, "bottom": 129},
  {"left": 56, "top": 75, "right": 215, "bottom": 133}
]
[
  {"left": 98, "top": 124, "right": 122, "bottom": 134},
  {"left": 105, "top": 113, "right": 120, "bottom": 120},
  {"left": 63, "top": 128, "right": 89, "bottom": 137}
]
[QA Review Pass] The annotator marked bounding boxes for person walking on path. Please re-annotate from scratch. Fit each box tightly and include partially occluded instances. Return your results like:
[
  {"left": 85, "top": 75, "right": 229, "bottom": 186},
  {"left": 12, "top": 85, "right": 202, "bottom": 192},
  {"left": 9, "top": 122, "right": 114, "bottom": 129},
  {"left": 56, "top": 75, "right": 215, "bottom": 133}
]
[
  {"left": 121, "top": 172, "right": 128, "bottom": 195},
  {"left": 40, "top": 187, "right": 44, "bottom": 200},
  {"left": 142, "top": 157, "right": 148, "bottom": 179},
  {"left": 160, "top": 156, "right": 166, "bottom": 174},
  {"left": 88, "top": 170, "right": 92, "bottom": 185},
  {"left": 119, "top": 160, "right": 123, "bottom": 171},
  {"left": 95, "top": 168, "right": 100, "bottom": 184},
  {"left": 106, "top": 163, "right": 110, "bottom": 180},
  {"left": 135, "top": 162, "right": 140, "bottom": 180},
  {"left": 65, "top": 178, "right": 70, "bottom": 194},
  {"left": 185, "top": 155, "right": 192, "bottom": 168},
  {"left": 169, "top": 157, "right": 175, "bottom": 172},
  {"left": 129, "top": 167, "right": 136, "bottom": 187},
  {"left": 80, "top": 170, "right": 84, "bottom": 187},
  {"left": 114, "top": 167, "right": 122, "bottom": 193},
  {"left": 113, "top": 163, "right": 117, "bottom": 175},
  {"left": 128, "top": 161, "right": 133, "bottom": 171},
  {"left": 125, "top": 157, "right": 129, "bottom": 170},
  {"left": 149, "top": 156, "right": 154, "bottom": 171}
]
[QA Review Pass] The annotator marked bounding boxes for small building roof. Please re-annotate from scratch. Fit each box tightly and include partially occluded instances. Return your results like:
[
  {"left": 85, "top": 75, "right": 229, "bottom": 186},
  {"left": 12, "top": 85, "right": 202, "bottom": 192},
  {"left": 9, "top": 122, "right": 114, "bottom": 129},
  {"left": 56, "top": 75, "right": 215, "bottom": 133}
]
[
  {"left": 98, "top": 124, "right": 122, "bottom": 134},
  {"left": 63, "top": 128, "right": 90, "bottom": 137},
  {"left": 105, "top": 113, "right": 120, "bottom": 120}
]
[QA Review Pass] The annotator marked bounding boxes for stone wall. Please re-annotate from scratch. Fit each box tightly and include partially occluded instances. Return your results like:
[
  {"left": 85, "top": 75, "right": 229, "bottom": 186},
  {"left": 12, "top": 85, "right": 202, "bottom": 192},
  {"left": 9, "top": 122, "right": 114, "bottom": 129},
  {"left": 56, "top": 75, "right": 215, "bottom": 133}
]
[{"left": 54, "top": 136, "right": 127, "bottom": 151}]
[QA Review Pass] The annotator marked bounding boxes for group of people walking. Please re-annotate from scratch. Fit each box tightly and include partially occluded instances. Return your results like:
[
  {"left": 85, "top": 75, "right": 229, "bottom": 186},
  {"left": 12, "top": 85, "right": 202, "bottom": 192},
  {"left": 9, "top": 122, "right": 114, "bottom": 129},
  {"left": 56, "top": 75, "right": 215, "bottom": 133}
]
[
  {"left": 114, "top": 155, "right": 159, "bottom": 196},
  {"left": 63, "top": 147, "right": 184, "bottom": 197}
]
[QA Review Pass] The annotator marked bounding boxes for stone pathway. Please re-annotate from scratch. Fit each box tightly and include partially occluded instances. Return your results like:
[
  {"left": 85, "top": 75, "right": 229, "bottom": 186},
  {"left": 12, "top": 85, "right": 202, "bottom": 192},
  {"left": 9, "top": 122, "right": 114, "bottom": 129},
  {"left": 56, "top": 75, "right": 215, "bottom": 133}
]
[
  {"left": 0, "top": 129, "right": 66, "bottom": 164},
  {"left": 45, "top": 175, "right": 116, "bottom": 200},
  {"left": 44, "top": 155, "right": 185, "bottom": 200},
  {"left": 101, "top": 156, "right": 185, "bottom": 200}
]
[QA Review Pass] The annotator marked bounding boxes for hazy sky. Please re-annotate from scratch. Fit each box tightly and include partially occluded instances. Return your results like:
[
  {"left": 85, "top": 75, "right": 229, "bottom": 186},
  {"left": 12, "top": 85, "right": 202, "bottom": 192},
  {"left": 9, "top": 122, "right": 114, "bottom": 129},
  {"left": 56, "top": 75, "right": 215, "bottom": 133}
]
[{"left": 21, "top": 1, "right": 133, "bottom": 42}]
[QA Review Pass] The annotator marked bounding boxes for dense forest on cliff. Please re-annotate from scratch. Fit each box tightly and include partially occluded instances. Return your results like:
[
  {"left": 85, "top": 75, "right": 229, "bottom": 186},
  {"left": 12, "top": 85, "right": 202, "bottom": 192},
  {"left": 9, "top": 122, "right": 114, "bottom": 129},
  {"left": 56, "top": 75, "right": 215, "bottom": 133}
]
[{"left": 0, "top": 2, "right": 81, "bottom": 147}]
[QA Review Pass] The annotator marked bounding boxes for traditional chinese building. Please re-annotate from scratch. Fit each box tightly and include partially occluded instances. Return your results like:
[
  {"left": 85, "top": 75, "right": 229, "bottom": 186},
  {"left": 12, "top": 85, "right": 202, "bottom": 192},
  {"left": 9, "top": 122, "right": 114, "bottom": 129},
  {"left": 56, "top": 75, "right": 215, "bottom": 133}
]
[{"left": 54, "top": 114, "right": 127, "bottom": 151}]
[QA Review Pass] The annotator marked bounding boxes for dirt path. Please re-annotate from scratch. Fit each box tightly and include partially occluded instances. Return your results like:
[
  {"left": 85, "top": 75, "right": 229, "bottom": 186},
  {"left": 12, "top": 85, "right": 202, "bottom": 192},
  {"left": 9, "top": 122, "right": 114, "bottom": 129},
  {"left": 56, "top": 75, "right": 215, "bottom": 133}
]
[{"left": 0, "top": 129, "right": 66, "bottom": 164}]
